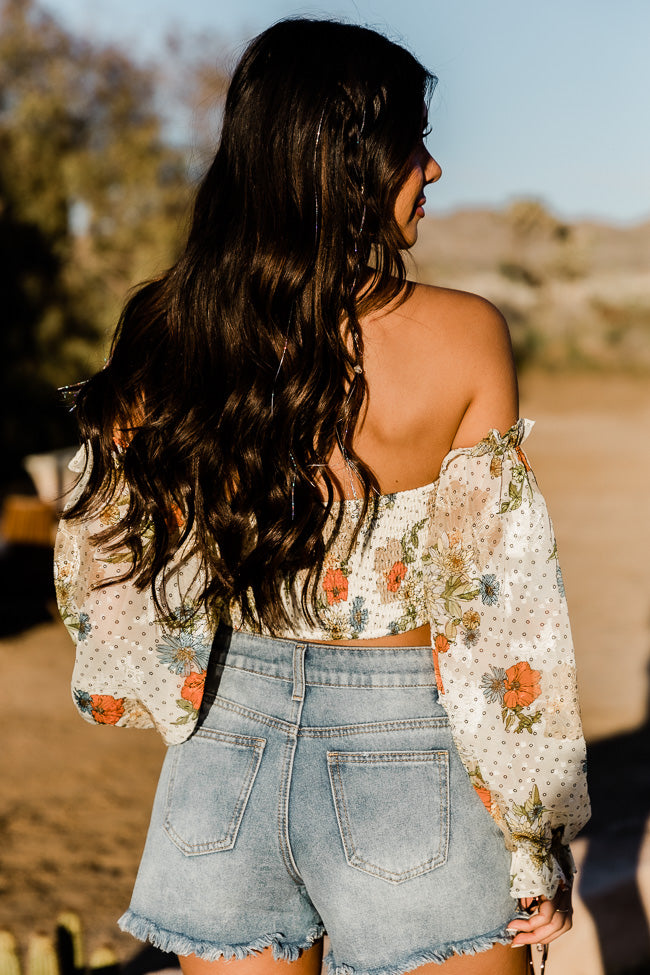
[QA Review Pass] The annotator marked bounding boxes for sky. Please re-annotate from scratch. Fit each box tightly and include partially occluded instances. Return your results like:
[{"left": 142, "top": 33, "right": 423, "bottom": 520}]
[{"left": 41, "top": 0, "right": 650, "bottom": 225}]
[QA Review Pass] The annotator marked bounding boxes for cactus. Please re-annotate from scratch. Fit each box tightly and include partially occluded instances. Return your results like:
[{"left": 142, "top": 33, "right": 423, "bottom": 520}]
[
  {"left": 26, "top": 935, "right": 60, "bottom": 975},
  {"left": 87, "top": 947, "right": 118, "bottom": 975},
  {"left": 0, "top": 931, "right": 22, "bottom": 975},
  {"left": 55, "top": 913, "right": 84, "bottom": 975}
]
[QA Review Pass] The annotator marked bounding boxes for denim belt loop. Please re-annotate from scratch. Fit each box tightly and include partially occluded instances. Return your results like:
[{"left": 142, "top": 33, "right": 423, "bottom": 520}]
[{"left": 292, "top": 642, "right": 306, "bottom": 702}]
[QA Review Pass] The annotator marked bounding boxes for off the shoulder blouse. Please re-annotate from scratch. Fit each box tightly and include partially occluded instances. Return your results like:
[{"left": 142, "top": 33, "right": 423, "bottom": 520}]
[{"left": 54, "top": 418, "right": 590, "bottom": 899}]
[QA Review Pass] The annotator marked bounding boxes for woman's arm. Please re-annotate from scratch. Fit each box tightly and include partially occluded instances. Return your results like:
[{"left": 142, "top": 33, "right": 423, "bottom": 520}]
[{"left": 449, "top": 294, "right": 519, "bottom": 448}]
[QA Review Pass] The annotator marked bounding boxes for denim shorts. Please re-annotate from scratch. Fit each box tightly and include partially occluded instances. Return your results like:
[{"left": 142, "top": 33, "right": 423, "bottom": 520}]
[{"left": 119, "top": 628, "right": 523, "bottom": 975}]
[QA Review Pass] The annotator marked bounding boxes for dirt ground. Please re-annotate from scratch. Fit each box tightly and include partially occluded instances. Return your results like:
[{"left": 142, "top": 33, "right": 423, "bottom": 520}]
[{"left": 2, "top": 372, "right": 650, "bottom": 970}]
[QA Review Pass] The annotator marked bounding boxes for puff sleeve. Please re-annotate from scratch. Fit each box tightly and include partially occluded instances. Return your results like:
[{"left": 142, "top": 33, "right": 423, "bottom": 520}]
[
  {"left": 425, "top": 419, "right": 590, "bottom": 898},
  {"left": 54, "top": 446, "right": 217, "bottom": 745}
]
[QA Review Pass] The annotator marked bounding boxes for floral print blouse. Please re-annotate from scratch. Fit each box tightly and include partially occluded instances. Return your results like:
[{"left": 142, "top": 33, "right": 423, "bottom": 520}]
[{"left": 54, "top": 418, "right": 590, "bottom": 899}]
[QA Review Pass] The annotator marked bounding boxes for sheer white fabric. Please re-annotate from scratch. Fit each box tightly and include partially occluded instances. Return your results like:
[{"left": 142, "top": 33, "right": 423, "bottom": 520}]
[
  {"left": 55, "top": 447, "right": 214, "bottom": 739},
  {"left": 425, "top": 420, "right": 589, "bottom": 897},
  {"left": 54, "top": 419, "right": 589, "bottom": 897}
]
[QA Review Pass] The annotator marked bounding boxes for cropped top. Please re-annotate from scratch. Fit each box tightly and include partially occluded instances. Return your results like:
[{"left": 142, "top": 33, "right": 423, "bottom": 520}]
[{"left": 54, "top": 418, "right": 590, "bottom": 899}]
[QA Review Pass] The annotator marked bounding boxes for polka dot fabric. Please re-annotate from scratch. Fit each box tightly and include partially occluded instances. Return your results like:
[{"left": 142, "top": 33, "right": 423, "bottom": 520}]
[
  {"left": 424, "top": 419, "right": 589, "bottom": 898},
  {"left": 54, "top": 419, "right": 589, "bottom": 898},
  {"left": 55, "top": 446, "right": 214, "bottom": 745}
]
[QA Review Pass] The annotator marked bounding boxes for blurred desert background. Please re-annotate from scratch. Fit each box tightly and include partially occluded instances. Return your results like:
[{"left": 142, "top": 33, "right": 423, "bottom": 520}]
[{"left": 1, "top": 2, "right": 649, "bottom": 975}]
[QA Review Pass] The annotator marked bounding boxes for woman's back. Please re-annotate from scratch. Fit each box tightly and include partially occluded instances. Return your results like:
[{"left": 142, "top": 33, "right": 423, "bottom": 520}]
[{"left": 312, "top": 282, "right": 519, "bottom": 647}]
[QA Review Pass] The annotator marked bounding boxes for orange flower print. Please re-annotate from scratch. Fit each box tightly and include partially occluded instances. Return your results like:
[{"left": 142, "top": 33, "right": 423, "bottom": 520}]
[
  {"left": 434, "top": 633, "right": 450, "bottom": 653},
  {"left": 503, "top": 661, "right": 541, "bottom": 709},
  {"left": 386, "top": 561, "right": 407, "bottom": 593},
  {"left": 181, "top": 670, "right": 206, "bottom": 711},
  {"left": 469, "top": 766, "right": 492, "bottom": 813},
  {"left": 432, "top": 633, "right": 450, "bottom": 695},
  {"left": 515, "top": 446, "right": 532, "bottom": 473},
  {"left": 481, "top": 661, "right": 543, "bottom": 734},
  {"left": 474, "top": 784, "right": 492, "bottom": 813},
  {"left": 322, "top": 568, "right": 349, "bottom": 604},
  {"left": 90, "top": 694, "right": 125, "bottom": 725}
]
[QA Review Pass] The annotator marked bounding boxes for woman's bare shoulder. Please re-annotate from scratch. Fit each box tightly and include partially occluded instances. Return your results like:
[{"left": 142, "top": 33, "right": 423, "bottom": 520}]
[
  {"left": 356, "top": 283, "right": 517, "bottom": 488},
  {"left": 374, "top": 283, "right": 512, "bottom": 375},
  {"left": 388, "top": 283, "right": 518, "bottom": 443},
  {"left": 406, "top": 282, "right": 510, "bottom": 341}
]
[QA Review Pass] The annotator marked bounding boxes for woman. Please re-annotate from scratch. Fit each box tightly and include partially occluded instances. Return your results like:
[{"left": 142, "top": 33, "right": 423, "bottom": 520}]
[{"left": 55, "top": 18, "right": 589, "bottom": 975}]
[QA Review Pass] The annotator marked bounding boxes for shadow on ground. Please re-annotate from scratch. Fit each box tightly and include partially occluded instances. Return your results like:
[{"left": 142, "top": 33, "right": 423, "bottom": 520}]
[
  {"left": 121, "top": 945, "right": 180, "bottom": 975},
  {"left": 0, "top": 542, "right": 56, "bottom": 636},
  {"left": 580, "top": 653, "right": 650, "bottom": 975}
]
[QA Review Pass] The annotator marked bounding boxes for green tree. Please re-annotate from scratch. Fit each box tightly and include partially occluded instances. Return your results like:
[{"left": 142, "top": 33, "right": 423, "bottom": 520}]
[
  {"left": 0, "top": 170, "right": 82, "bottom": 486},
  {"left": 0, "top": 0, "right": 196, "bottom": 490}
]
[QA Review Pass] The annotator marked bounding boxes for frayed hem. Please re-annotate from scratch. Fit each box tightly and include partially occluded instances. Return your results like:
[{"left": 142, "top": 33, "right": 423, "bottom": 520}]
[
  {"left": 324, "top": 921, "right": 515, "bottom": 975},
  {"left": 118, "top": 909, "right": 325, "bottom": 962}
]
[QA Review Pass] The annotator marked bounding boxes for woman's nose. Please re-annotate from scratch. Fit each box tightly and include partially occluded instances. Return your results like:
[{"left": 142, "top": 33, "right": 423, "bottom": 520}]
[{"left": 426, "top": 153, "right": 442, "bottom": 184}]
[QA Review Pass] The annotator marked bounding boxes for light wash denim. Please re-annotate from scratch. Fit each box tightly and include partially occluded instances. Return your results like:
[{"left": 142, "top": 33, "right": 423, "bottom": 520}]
[{"left": 119, "top": 627, "right": 523, "bottom": 975}]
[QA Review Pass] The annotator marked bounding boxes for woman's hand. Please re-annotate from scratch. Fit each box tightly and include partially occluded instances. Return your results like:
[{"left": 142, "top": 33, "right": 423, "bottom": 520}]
[{"left": 508, "top": 885, "right": 573, "bottom": 948}]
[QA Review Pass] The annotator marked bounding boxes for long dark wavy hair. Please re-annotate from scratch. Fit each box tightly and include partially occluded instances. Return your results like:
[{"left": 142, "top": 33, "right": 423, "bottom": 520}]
[{"left": 65, "top": 18, "right": 436, "bottom": 633}]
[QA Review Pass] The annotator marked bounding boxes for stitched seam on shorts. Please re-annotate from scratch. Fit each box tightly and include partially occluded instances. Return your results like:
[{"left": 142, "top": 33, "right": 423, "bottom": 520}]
[
  {"left": 277, "top": 722, "right": 303, "bottom": 884},
  {"left": 305, "top": 678, "right": 438, "bottom": 688},
  {"left": 165, "top": 748, "right": 181, "bottom": 828},
  {"left": 229, "top": 637, "right": 430, "bottom": 653},
  {"left": 300, "top": 717, "right": 449, "bottom": 738},
  {"left": 333, "top": 752, "right": 446, "bottom": 764},
  {"left": 210, "top": 696, "right": 295, "bottom": 733},
  {"left": 329, "top": 756, "right": 355, "bottom": 870},
  {"left": 209, "top": 699, "right": 449, "bottom": 738},
  {"left": 223, "top": 663, "right": 291, "bottom": 683},
  {"left": 438, "top": 754, "right": 448, "bottom": 873},
  {"left": 223, "top": 663, "right": 437, "bottom": 688},
  {"left": 193, "top": 728, "right": 267, "bottom": 747},
  {"left": 306, "top": 645, "right": 431, "bottom": 653}
]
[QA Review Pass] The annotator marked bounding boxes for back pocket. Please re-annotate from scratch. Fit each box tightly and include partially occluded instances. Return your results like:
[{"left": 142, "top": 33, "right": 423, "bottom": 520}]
[
  {"left": 327, "top": 749, "right": 449, "bottom": 884},
  {"left": 164, "top": 728, "right": 265, "bottom": 855}
]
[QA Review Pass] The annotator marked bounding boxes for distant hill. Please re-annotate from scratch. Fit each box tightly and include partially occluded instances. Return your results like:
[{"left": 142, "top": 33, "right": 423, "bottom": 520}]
[
  {"left": 413, "top": 207, "right": 650, "bottom": 275},
  {"left": 411, "top": 204, "right": 650, "bottom": 370}
]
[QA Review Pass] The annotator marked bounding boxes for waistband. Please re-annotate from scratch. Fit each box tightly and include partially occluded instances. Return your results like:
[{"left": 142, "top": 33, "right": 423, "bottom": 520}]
[{"left": 212, "top": 625, "right": 437, "bottom": 689}]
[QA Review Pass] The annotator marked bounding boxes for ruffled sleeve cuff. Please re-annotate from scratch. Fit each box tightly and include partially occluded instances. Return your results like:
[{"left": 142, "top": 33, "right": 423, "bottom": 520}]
[{"left": 509, "top": 840, "right": 576, "bottom": 900}]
